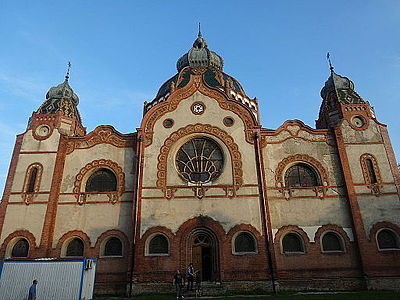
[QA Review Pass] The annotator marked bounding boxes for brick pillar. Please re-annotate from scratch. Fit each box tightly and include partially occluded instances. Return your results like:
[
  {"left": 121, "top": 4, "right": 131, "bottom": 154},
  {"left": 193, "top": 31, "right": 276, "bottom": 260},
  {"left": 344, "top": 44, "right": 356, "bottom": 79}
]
[
  {"left": 334, "top": 126, "right": 369, "bottom": 280},
  {"left": 0, "top": 134, "right": 24, "bottom": 236},
  {"left": 38, "top": 137, "right": 68, "bottom": 257}
]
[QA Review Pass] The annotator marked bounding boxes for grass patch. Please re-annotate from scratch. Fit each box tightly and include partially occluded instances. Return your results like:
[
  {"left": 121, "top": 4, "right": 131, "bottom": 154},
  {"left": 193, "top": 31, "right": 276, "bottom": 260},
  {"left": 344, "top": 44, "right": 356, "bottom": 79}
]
[{"left": 94, "top": 290, "right": 400, "bottom": 300}]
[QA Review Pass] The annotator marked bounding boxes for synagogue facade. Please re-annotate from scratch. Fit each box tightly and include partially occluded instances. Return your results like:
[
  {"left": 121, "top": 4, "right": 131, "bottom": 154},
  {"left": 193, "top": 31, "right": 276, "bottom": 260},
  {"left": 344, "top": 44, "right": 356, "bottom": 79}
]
[{"left": 1, "top": 33, "right": 399, "bottom": 295}]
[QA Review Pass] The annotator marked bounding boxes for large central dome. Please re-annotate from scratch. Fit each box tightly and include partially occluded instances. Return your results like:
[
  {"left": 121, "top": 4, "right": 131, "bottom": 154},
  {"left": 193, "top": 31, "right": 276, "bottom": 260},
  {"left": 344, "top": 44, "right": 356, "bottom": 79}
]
[{"left": 176, "top": 32, "right": 224, "bottom": 71}]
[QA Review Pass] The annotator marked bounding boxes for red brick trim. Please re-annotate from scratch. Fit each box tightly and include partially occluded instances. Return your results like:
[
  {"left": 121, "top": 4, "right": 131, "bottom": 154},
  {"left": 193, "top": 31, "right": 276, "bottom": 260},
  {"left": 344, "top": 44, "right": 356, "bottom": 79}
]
[
  {"left": 380, "top": 126, "right": 400, "bottom": 195},
  {"left": 21, "top": 162, "right": 43, "bottom": 205},
  {"left": 39, "top": 137, "right": 68, "bottom": 256},
  {"left": 0, "top": 230, "right": 37, "bottom": 258},
  {"left": 140, "top": 226, "right": 174, "bottom": 256},
  {"left": 313, "top": 224, "right": 352, "bottom": 253},
  {"left": 73, "top": 159, "right": 125, "bottom": 204},
  {"left": 333, "top": 126, "right": 368, "bottom": 278},
  {"left": 65, "top": 125, "right": 135, "bottom": 154},
  {"left": 275, "top": 154, "right": 329, "bottom": 187},
  {"left": 369, "top": 221, "right": 400, "bottom": 241},
  {"left": 227, "top": 224, "right": 262, "bottom": 254},
  {"left": 0, "top": 134, "right": 24, "bottom": 236},
  {"left": 175, "top": 216, "right": 226, "bottom": 273},
  {"left": 94, "top": 229, "right": 130, "bottom": 258},
  {"left": 274, "top": 225, "right": 310, "bottom": 254},
  {"left": 156, "top": 123, "right": 243, "bottom": 190},
  {"left": 54, "top": 230, "right": 91, "bottom": 258},
  {"left": 141, "top": 70, "right": 258, "bottom": 147},
  {"left": 360, "top": 153, "right": 383, "bottom": 195}
]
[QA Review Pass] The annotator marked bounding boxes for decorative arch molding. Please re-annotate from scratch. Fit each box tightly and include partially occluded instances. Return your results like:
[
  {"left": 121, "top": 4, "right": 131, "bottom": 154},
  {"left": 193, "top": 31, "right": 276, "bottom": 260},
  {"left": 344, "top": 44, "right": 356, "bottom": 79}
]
[
  {"left": 66, "top": 125, "right": 136, "bottom": 155},
  {"left": 275, "top": 154, "right": 328, "bottom": 199},
  {"left": 138, "top": 226, "right": 174, "bottom": 257},
  {"left": 313, "top": 224, "right": 352, "bottom": 244},
  {"left": 55, "top": 230, "right": 91, "bottom": 257},
  {"left": 73, "top": 159, "right": 125, "bottom": 204},
  {"left": 156, "top": 124, "right": 243, "bottom": 190},
  {"left": 0, "top": 230, "right": 37, "bottom": 258},
  {"left": 22, "top": 163, "right": 43, "bottom": 205},
  {"left": 226, "top": 224, "right": 262, "bottom": 240},
  {"left": 273, "top": 225, "right": 311, "bottom": 245},
  {"left": 141, "top": 70, "right": 259, "bottom": 147},
  {"left": 313, "top": 224, "right": 352, "bottom": 253},
  {"left": 94, "top": 229, "right": 130, "bottom": 258},
  {"left": 175, "top": 216, "right": 226, "bottom": 242},
  {"left": 227, "top": 224, "right": 262, "bottom": 254},
  {"left": 360, "top": 153, "right": 383, "bottom": 195},
  {"left": 369, "top": 221, "right": 400, "bottom": 242}
]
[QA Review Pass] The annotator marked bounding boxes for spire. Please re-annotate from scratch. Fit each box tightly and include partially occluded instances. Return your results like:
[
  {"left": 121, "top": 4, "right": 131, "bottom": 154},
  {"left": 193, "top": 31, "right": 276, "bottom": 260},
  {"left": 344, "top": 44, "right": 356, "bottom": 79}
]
[
  {"left": 176, "top": 26, "right": 224, "bottom": 71},
  {"left": 326, "top": 52, "right": 334, "bottom": 73},
  {"left": 65, "top": 61, "right": 71, "bottom": 81},
  {"left": 198, "top": 22, "right": 202, "bottom": 38}
]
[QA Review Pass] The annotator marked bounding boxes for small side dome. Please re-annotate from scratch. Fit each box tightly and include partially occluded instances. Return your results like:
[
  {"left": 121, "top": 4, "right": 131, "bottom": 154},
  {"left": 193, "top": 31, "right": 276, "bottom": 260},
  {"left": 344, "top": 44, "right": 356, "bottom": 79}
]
[
  {"left": 46, "top": 79, "right": 79, "bottom": 105},
  {"left": 176, "top": 32, "right": 224, "bottom": 72}
]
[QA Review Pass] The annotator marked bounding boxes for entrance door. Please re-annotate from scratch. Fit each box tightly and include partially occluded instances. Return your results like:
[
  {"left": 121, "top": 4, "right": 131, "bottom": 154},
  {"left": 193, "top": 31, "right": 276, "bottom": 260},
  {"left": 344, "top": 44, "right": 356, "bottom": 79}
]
[{"left": 191, "top": 234, "right": 214, "bottom": 281}]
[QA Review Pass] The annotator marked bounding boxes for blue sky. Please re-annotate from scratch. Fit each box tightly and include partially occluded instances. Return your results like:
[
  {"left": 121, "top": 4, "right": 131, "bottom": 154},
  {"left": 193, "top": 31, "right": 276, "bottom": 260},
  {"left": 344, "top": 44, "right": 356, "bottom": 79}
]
[{"left": 0, "top": 1, "right": 399, "bottom": 193}]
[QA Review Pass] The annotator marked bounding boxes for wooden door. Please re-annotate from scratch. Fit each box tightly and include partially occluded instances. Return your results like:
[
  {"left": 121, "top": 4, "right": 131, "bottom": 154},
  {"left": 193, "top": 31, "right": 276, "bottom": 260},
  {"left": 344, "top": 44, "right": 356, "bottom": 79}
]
[{"left": 192, "top": 245, "right": 202, "bottom": 276}]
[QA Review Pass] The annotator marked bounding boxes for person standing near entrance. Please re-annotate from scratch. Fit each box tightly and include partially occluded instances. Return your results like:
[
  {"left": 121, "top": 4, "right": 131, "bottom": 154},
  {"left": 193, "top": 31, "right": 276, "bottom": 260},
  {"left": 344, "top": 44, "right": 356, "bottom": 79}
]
[
  {"left": 173, "top": 269, "right": 184, "bottom": 299},
  {"left": 28, "top": 279, "right": 38, "bottom": 300},
  {"left": 186, "top": 263, "right": 195, "bottom": 291}
]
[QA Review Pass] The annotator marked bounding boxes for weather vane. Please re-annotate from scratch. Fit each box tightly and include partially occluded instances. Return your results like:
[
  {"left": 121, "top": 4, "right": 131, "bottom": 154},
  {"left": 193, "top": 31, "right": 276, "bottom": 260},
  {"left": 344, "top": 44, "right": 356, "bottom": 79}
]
[
  {"left": 65, "top": 61, "right": 71, "bottom": 81},
  {"left": 326, "top": 52, "right": 334, "bottom": 73}
]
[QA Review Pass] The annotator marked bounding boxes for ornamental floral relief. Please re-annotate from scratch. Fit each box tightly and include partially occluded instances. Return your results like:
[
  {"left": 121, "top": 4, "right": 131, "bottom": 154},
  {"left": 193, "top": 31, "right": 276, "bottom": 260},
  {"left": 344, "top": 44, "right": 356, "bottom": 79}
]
[
  {"left": 66, "top": 126, "right": 135, "bottom": 154},
  {"left": 73, "top": 159, "right": 125, "bottom": 204},
  {"left": 141, "top": 70, "right": 258, "bottom": 147},
  {"left": 156, "top": 124, "right": 243, "bottom": 192}
]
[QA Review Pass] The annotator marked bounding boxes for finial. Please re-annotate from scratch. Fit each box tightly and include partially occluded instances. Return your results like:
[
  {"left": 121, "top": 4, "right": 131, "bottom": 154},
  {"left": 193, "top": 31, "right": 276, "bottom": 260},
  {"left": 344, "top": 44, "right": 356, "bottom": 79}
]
[
  {"left": 198, "top": 22, "right": 202, "bottom": 38},
  {"left": 65, "top": 61, "right": 71, "bottom": 81},
  {"left": 326, "top": 52, "right": 334, "bottom": 73}
]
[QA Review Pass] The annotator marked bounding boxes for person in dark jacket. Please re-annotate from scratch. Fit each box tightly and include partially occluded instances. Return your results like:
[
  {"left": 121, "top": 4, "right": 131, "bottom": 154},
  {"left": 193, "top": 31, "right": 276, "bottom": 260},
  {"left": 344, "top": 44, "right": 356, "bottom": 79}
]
[{"left": 173, "top": 270, "right": 184, "bottom": 299}]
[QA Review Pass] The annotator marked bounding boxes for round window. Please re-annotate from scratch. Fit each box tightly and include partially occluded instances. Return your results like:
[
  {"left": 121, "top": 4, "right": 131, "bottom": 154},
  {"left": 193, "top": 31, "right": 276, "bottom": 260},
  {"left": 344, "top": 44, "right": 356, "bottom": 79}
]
[
  {"left": 352, "top": 116, "right": 366, "bottom": 128},
  {"left": 176, "top": 137, "right": 224, "bottom": 184}
]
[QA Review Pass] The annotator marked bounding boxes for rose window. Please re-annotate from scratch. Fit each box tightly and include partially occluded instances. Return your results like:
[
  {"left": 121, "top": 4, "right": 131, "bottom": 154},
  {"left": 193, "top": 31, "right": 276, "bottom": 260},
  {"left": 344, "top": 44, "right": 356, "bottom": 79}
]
[{"left": 176, "top": 137, "right": 223, "bottom": 184}]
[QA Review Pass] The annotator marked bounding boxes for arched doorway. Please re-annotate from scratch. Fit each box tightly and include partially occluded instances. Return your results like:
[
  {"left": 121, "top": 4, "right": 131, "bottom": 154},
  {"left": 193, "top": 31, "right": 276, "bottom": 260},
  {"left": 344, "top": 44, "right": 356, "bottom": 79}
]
[{"left": 188, "top": 228, "right": 219, "bottom": 282}]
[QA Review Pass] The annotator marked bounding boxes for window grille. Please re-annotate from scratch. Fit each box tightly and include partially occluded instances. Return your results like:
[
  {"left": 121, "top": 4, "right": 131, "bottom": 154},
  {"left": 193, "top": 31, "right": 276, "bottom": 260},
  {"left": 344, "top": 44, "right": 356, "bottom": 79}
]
[
  {"left": 234, "top": 232, "right": 256, "bottom": 253},
  {"left": 149, "top": 234, "right": 169, "bottom": 255},
  {"left": 282, "top": 233, "right": 304, "bottom": 253},
  {"left": 85, "top": 168, "right": 117, "bottom": 192},
  {"left": 11, "top": 239, "right": 29, "bottom": 258},
  {"left": 104, "top": 237, "right": 122, "bottom": 256},
  {"left": 322, "top": 232, "right": 344, "bottom": 252},
  {"left": 66, "top": 238, "right": 84, "bottom": 257},
  {"left": 176, "top": 138, "right": 223, "bottom": 184},
  {"left": 284, "top": 163, "right": 318, "bottom": 187},
  {"left": 377, "top": 229, "right": 399, "bottom": 249}
]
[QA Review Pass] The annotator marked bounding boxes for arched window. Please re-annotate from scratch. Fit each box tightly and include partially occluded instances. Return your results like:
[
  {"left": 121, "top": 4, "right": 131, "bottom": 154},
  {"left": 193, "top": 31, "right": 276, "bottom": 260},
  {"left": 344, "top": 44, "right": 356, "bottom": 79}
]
[
  {"left": 85, "top": 168, "right": 117, "bottom": 192},
  {"left": 234, "top": 232, "right": 256, "bottom": 253},
  {"left": 66, "top": 238, "right": 84, "bottom": 257},
  {"left": 366, "top": 159, "right": 377, "bottom": 184},
  {"left": 148, "top": 234, "right": 169, "bottom": 255},
  {"left": 11, "top": 239, "right": 29, "bottom": 258},
  {"left": 176, "top": 137, "right": 224, "bottom": 184},
  {"left": 321, "top": 232, "right": 344, "bottom": 252},
  {"left": 284, "top": 163, "right": 319, "bottom": 187},
  {"left": 27, "top": 167, "right": 38, "bottom": 193},
  {"left": 377, "top": 229, "right": 399, "bottom": 250},
  {"left": 282, "top": 233, "right": 304, "bottom": 253},
  {"left": 104, "top": 237, "right": 123, "bottom": 256}
]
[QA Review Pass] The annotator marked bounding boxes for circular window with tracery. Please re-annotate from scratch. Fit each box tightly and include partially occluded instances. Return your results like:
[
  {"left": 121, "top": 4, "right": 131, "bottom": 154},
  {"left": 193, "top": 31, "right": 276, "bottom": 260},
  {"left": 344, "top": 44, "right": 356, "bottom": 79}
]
[{"left": 176, "top": 137, "right": 224, "bottom": 184}]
